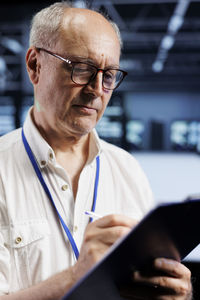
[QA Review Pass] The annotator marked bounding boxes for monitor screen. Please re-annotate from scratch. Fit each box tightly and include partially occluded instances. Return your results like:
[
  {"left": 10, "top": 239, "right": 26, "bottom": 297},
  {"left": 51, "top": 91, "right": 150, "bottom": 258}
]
[
  {"left": 126, "top": 119, "right": 145, "bottom": 150},
  {"left": 170, "top": 120, "right": 200, "bottom": 151},
  {"left": 96, "top": 105, "right": 124, "bottom": 147},
  {"left": 0, "top": 102, "right": 15, "bottom": 136}
]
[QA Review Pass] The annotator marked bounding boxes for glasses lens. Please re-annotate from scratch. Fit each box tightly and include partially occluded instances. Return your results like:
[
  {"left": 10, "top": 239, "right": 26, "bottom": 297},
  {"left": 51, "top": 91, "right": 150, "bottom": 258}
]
[
  {"left": 72, "top": 63, "right": 95, "bottom": 85},
  {"left": 103, "top": 70, "right": 124, "bottom": 90}
]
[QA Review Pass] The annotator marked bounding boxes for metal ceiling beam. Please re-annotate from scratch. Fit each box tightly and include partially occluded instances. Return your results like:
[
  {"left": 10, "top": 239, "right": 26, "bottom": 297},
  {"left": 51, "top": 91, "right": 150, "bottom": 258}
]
[
  {"left": 129, "top": 4, "right": 152, "bottom": 33},
  {"left": 152, "top": 0, "right": 191, "bottom": 72},
  {"left": 91, "top": 0, "right": 200, "bottom": 4},
  {"left": 126, "top": 18, "right": 200, "bottom": 28},
  {"left": 122, "top": 32, "right": 200, "bottom": 42},
  {"left": 104, "top": 1, "right": 127, "bottom": 29}
]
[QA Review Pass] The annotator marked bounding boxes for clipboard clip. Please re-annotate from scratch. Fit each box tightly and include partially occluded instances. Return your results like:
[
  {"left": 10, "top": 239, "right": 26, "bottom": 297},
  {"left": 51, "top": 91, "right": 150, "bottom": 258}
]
[{"left": 184, "top": 194, "right": 200, "bottom": 202}]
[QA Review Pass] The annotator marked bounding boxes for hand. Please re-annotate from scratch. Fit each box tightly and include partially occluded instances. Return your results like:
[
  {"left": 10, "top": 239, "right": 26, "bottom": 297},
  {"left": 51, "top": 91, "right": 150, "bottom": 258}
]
[
  {"left": 72, "top": 214, "right": 138, "bottom": 282},
  {"left": 129, "top": 258, "right": 192, "bottom": 300}
]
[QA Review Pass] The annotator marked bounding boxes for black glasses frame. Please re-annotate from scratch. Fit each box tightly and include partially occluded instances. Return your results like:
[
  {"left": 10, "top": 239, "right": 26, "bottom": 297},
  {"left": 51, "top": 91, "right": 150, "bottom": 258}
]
[{"left": 37, "top": 47, "right": 127, "bottom": 90}]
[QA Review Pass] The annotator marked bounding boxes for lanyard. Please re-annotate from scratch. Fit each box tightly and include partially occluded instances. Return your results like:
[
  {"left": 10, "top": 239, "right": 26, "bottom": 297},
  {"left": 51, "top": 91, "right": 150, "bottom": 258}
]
[{"left": 22, "top": 128, "right": 100, "bottom": 260}]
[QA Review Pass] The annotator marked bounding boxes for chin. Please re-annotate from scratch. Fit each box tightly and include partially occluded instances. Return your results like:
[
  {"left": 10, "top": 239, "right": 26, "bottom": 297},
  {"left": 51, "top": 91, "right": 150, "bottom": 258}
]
[
  {"left": 56, "top": 117, "right": 95, "bottom": 136},
  {"left": 73, "top": 126, "right": 94, "bottom": 137},
  {"left": 70, "top": 120, "right": 96, "bottom": 136}
]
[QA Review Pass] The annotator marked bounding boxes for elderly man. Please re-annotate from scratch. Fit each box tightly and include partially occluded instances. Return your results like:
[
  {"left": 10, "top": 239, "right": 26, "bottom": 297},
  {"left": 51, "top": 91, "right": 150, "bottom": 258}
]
[{"left": 0, "top": 1, "right": 192, "bottom": 300}]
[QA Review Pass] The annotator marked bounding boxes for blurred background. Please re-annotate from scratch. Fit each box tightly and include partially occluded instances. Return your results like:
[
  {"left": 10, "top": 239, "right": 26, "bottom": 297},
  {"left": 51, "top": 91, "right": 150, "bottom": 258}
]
[{"left": 0, "top": 0, "right": 200, "bottom": 287}]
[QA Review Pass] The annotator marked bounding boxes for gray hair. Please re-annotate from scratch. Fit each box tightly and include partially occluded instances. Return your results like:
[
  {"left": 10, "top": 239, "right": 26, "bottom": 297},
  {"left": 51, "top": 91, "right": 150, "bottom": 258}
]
[{"left": 29, "top": 1, "right": 122, "bottom": 49}]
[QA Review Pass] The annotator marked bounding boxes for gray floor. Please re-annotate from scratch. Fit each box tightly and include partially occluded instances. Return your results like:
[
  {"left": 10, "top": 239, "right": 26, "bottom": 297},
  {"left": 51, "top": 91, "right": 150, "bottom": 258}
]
[{"left": 133, "top": 151, "right": 200, "bottom": 261}]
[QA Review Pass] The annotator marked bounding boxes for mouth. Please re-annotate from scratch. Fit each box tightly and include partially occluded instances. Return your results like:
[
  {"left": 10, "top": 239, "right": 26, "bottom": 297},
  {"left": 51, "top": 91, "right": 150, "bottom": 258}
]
[{"left": 72, "top": 104, "right": 97, "bottom": 115}]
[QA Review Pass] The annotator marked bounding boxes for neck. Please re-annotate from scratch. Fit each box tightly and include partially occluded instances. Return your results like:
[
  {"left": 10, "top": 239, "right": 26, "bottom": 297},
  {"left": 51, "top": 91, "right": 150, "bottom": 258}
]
[
  {"left": 31, "top": 108, "right": 91, "bottom": 198},
  {"left": 31, "top": 108, "right": 90, "bottom": 158}
]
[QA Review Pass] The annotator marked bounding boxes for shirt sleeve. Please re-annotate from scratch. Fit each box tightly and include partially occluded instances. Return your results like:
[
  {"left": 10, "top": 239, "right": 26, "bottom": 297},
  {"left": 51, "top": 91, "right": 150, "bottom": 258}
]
[{"left": 0, "top": 177, "right": 10, "bottom": 295}]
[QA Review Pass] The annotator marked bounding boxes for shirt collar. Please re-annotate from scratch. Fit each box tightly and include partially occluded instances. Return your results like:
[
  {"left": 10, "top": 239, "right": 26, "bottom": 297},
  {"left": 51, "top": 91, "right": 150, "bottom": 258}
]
[
  {"left": 87, "top": 128, "right": 102, "bottom": 165},
  {"left": 23, "top": 107, "right": 55, "bottom": 168},
  {"left": 23, "top": 106, "right": 102, "bottom": 168}
]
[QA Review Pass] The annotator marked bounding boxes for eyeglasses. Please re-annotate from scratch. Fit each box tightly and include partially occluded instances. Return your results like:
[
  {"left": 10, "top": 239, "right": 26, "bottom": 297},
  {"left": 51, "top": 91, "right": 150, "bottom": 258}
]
[{"left": 37, "top": 48, "right": 127, "bottom": 90}]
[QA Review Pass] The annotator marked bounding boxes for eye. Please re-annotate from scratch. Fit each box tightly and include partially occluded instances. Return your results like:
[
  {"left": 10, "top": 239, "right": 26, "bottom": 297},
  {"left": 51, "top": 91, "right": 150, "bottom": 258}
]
[
  {"left": 74, "top": 63, "right": 94, "bottom": 74},
  {"left": 104, "top": 70, "right": 116, "bottom": 83}
]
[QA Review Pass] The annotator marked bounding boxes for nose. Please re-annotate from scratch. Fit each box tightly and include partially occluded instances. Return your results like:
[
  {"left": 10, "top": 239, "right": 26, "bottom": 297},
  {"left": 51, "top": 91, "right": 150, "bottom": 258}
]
[{"left": 83, "top": 70, "right": 104, "bottom": 97}]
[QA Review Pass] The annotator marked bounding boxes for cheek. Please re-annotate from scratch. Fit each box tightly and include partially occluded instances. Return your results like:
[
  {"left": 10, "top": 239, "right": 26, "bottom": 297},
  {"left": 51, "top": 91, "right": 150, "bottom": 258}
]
[
  {"left": 37, "top": 69, "right": 58, "bottom": 101},
  {"left": 55, "top": 86, "right": 82, "bottom": 115},
  {"left": 40, "top": 62, "right": 66, "bottom": 90}
]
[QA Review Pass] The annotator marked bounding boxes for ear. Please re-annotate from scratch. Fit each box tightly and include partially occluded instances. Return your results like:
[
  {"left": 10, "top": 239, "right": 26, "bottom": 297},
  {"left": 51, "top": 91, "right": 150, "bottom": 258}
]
[{"left": 26, "top": 47, "right": 41, "bottom": 84}]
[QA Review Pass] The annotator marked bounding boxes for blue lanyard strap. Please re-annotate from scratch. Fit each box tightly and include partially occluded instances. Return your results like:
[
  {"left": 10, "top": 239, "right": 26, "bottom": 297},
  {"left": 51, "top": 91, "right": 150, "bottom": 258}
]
[
  {"left": 22, "top": 128, "right": 100, "bottom": 260},
  {"left": 90, "top": 155, "right": 99, "bottom": 222}
]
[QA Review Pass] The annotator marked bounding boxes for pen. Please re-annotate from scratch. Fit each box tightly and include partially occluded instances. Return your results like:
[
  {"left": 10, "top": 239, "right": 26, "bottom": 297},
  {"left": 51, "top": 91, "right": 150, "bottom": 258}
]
[{"left": 85, "top": 211, "right": 102, "bottom": 220}]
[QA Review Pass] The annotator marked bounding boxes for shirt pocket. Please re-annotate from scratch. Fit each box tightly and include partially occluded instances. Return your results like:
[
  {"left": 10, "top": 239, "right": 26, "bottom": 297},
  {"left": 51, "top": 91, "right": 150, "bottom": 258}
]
[{"left": 9, "top": 219, "right": 51, "bottom": 291}]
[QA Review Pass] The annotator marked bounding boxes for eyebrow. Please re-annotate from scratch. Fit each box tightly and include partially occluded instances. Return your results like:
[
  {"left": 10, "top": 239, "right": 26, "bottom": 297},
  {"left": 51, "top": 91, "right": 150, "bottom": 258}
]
[{"left": 66, "top": 55, "right": 120, "bottom": 69}]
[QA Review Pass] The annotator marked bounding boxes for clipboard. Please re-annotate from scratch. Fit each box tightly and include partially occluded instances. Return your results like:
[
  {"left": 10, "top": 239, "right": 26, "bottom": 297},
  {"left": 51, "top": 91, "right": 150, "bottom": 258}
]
[{"left": 62, "top": 200, "right": 200, "bottom": 300}]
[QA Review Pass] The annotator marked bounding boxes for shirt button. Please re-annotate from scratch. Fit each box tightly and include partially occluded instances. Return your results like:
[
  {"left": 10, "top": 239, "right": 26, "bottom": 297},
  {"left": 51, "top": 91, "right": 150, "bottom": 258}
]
[
  {"left": 49, "top": 153, "right": 53, "bottom": 160},
  {"left": 73, "top": 225, "right": 78, "bottom": 232},
  {"left": 61, "top": 184, "right": 68, "bottom": 191},
  {"left": 41, "top": 160, "right": 46, "bottom": 166},
  {"left": 15, "top": 237, "right": 22, "bottom": 244}
]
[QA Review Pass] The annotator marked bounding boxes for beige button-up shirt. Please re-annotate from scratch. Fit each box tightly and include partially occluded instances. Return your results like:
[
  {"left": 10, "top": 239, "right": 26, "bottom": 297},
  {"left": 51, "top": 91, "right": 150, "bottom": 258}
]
[{"left": 0, "top": 108, "right": 154, "bottom": 294}]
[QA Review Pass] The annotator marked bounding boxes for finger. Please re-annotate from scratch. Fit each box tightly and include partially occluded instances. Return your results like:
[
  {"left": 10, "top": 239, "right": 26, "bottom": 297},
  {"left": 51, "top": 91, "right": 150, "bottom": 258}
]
[
  {"left": 154, "top": 258, "right": 191, "bottom": 279},
  {"left": 97, "top": 225, "right": 132, "bottom": 244},
  {"left": 92, "top": 214, "right": 138, "bottom": 229},
  {"left": 84, "top": 224, "right": 132, "bottom": 245},
  {"left": 133, "top": 270, "right": 192, "bottom": 296}
]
